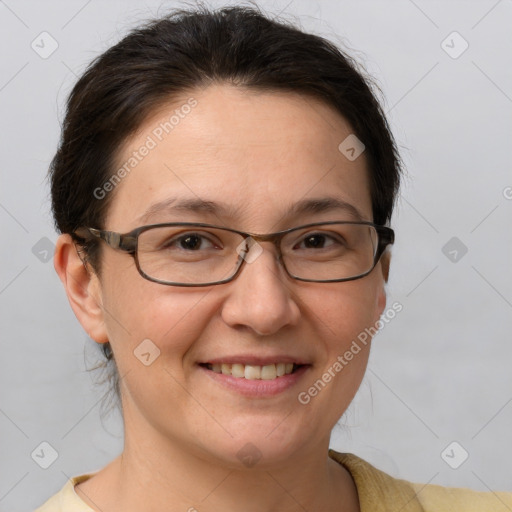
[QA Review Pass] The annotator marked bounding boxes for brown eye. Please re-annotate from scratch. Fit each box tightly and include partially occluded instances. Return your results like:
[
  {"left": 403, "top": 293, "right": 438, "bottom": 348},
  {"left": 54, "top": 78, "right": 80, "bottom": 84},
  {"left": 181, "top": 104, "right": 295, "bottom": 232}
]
[
  {"left": 163, "top": 232, "right": 220, "bottom": 251},
  {"left": 294, "top": 232, "right": 342, "bottom": 250}
]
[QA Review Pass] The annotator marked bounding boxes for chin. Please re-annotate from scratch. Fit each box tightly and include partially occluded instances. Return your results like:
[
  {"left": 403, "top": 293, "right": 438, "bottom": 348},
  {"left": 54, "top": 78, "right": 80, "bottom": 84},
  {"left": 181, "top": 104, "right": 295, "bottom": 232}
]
[{"left": 199, "top": 417, "right": 315, "bottom": 470}]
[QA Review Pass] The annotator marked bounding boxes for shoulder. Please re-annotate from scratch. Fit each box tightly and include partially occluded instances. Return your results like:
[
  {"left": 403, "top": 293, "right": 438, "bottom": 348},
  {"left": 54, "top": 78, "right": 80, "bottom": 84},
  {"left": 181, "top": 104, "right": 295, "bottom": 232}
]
[
  {"left": 410, "top": 480, "right": 512, "bottom": 512},
  {"left": 34, "top": 473, "right": 97, "bottom": 512},
  {"left": 329, "top": 449, "right": 512, "bottom": 512}
]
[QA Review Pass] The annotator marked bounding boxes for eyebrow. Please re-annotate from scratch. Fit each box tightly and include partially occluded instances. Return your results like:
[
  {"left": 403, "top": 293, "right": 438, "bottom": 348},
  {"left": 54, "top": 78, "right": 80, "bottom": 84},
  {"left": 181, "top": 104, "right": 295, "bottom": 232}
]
[{"left": 137, "top": 196, "right": 366, "bottom": 225}]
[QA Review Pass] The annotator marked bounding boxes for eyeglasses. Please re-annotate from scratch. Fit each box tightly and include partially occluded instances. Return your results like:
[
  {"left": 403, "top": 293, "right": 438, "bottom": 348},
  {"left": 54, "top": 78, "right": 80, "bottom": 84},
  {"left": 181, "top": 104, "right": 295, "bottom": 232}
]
[{"left": 74, "top": 221, "right": 394, "bottom": 287}]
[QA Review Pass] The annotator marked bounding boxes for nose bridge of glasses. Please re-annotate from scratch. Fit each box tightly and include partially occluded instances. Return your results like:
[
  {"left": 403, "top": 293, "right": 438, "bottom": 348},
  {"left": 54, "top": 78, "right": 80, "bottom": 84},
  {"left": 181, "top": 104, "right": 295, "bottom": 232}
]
[{"left": 242, "top": 232, "right": 284, "bottom": 257}]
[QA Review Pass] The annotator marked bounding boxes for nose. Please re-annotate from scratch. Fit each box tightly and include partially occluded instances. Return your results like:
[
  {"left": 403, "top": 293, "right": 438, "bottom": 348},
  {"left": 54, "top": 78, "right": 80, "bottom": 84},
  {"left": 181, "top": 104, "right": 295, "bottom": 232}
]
[{"left": 220, "top": 240, "right": 301, "bottom": 336}]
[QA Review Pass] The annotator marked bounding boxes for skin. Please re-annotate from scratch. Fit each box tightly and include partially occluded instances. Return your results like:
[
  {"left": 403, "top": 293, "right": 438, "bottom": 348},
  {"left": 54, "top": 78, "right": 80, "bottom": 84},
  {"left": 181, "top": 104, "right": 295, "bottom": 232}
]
[{"left": 55, "top": 84, "right": 390, "bottom": 512}]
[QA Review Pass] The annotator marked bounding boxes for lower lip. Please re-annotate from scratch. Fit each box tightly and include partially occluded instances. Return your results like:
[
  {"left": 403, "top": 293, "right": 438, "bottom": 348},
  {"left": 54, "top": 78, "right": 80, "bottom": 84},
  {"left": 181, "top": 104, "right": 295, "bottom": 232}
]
[{"left": 198, "top": 364, "right": 311, "bottom": 397}]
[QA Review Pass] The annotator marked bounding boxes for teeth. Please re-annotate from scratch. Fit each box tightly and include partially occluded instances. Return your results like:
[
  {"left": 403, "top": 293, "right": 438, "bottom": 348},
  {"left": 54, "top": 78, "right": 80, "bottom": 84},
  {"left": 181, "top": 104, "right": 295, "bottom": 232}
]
[
  {"left": 244, "top": 365, "right": 261, "bottom": 379},
  {"left": 232, "top": 363, "right": 245, "bottom": 378},
  {"left": 261, "top": 364, "right": 276, "bottom": 380},
  {"left": 207, "top": 363, "right": 298, "bottom": 380}
]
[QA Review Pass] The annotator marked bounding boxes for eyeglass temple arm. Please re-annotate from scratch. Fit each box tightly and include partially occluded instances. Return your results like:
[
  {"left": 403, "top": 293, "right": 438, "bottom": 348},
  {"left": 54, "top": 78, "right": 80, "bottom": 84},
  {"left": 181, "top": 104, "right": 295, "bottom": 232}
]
[
  {"left": 377, "top": 228, "right": 394, "bottom": 258},
  {"left": 74, "top": 227, "right": 137, "bottom": 252},
  {"left": 382, "top": 228, "right": 394, "bottom": 245}
]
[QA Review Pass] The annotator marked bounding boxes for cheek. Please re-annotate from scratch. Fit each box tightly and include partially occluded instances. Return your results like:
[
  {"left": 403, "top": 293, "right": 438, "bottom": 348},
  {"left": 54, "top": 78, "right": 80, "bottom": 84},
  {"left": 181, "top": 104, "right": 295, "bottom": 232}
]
[
  {"left": 100, "top": 280, "right": 220, "bottom": 422},
  {"left": 100, "top": 263, "right": 218, "bottom": 366},
  {"left": 309, "top": 278, "right": 383, "bottom": 345},
  {"left": 300, "top": 283, "right": 380, "bottom": 424}
]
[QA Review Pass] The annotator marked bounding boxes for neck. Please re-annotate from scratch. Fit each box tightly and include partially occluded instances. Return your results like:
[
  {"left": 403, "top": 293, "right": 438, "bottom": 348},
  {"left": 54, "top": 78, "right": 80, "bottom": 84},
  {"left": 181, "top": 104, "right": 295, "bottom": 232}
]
[{"left": 76, "top": 417, "right": 360, "bottom": 512}]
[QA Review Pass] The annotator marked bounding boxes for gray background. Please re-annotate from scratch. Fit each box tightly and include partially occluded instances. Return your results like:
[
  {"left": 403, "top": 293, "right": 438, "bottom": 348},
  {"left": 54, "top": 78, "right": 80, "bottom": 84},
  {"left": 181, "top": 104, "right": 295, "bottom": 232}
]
[{"left": 1, "top": 0, "right": 511, "bottom": 510}]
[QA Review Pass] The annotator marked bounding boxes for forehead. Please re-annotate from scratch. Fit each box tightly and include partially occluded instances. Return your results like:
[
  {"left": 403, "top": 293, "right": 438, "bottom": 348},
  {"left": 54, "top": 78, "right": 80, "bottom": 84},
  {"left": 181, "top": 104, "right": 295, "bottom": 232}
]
[{"left": 105, "top": 84, "right": 373, "bottom": 231}]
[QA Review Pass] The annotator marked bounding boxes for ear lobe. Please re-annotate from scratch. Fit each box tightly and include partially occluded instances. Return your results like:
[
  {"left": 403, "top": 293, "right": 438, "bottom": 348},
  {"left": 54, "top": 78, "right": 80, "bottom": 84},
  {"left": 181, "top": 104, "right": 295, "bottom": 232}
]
[
  {"left": 380, "top": 250, "right": 391, "bottom": 283},
  {"left": 375, "top": 251, "right": 391, "bottom": 318},
  {"left": 54, "top": 234, "right": 109, "bottom": 344}
]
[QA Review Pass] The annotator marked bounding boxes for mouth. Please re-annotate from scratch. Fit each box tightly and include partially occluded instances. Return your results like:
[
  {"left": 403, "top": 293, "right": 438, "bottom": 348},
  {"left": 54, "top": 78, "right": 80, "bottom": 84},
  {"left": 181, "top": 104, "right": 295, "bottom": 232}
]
[
  {"left": 199, "top": 362, "right": 304, "bottom": 380},
  {"left": 197, "top": 354, "right": 312, "bottom": 397}
]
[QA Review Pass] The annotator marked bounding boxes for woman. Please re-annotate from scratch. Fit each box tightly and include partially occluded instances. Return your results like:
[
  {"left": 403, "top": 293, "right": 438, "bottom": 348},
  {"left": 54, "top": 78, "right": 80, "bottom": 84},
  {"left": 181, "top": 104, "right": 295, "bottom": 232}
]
[{"left": 35, "top": 4, "right": 511, "bottom": 511}]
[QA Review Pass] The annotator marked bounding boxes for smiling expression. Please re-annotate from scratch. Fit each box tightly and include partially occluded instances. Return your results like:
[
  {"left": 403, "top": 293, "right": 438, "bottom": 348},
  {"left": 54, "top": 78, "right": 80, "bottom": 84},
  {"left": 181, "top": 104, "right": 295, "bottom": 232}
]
[{"left": 86, "top": 83, "right": 389, "bottom": 468}]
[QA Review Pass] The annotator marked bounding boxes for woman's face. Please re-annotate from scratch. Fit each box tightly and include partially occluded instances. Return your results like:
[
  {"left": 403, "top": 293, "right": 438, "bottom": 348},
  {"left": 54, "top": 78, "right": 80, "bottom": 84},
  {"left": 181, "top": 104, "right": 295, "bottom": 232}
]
[{"left": 83, "top": 84, "right": 388, "bottom": 467}]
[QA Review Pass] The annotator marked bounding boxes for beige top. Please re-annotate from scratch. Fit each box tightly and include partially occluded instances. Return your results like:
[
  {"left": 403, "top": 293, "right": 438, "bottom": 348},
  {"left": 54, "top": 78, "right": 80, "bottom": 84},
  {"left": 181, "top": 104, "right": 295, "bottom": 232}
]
[{"left": 34, "top": 449, "right": 512, "bottom": 511}]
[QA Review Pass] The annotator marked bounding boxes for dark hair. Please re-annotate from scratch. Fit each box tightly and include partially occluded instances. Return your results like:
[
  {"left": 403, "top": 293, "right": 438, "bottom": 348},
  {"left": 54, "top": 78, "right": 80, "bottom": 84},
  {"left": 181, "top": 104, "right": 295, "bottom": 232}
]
[{"left": 49, "top": 3, "right": 403, "bottom": 414}]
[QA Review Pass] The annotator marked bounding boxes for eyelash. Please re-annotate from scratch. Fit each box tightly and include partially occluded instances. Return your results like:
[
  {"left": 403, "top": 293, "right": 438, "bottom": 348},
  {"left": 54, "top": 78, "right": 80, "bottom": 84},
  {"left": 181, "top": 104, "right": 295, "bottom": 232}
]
[{"left": 166, "top": 231, "right": 342, "bottom": 251}]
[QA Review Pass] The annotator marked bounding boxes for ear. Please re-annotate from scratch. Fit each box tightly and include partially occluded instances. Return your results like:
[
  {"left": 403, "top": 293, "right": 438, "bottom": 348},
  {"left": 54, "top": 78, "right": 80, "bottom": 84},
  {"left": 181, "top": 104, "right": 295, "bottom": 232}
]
[
  {"left": 54, "top": 234, "right": 109, "bottom": 345},
  {"left": 376, "top": 250, "right": 391, "bottom": 317},
  {"left": 380, "top": 250, "right": 391, "bottom": 283}
]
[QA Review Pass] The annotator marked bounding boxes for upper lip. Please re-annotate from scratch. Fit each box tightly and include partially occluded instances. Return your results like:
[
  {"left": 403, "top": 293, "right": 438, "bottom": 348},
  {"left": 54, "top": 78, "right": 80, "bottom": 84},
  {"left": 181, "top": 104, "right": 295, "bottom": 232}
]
[{"left": 200, "top": 355, "right": 310, "bottom": 366}]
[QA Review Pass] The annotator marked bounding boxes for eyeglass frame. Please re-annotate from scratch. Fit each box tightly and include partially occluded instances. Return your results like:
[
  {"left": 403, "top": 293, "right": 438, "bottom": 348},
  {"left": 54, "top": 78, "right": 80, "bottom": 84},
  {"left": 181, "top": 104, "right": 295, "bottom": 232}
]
[{"left": 74, "top": 220, "right": 395, "bottom": 287}]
